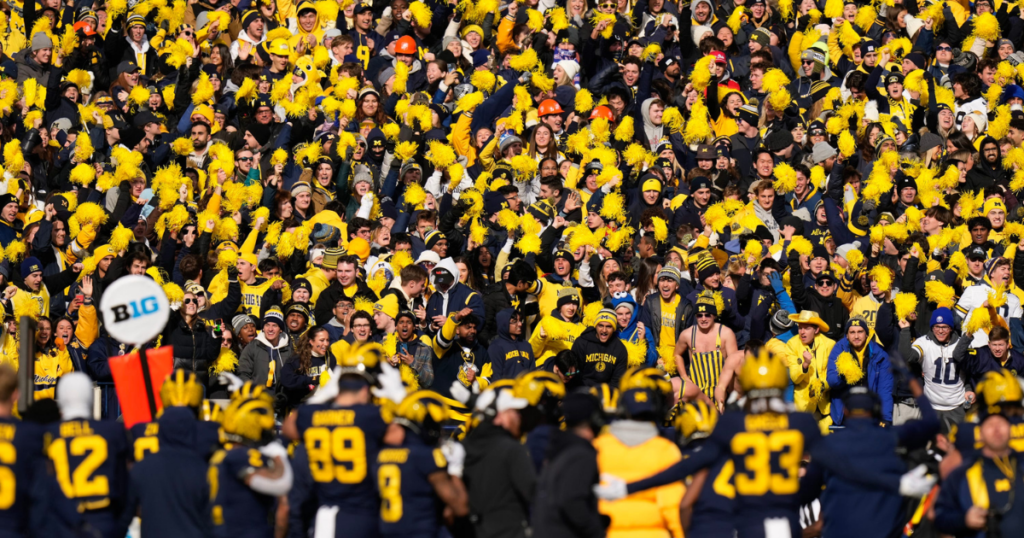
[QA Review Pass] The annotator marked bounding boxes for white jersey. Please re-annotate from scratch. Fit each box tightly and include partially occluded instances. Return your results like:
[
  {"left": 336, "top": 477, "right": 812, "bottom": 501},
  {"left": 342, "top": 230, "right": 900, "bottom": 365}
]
[
  {"left": 917, "top": 334, "right": 962, "bottom": 409},
  {"left": 955, "top": 282, "right": 1023, "bottom": 347},
  {"left": 911, "top": 334, "right": 965, "bottom": 411}
]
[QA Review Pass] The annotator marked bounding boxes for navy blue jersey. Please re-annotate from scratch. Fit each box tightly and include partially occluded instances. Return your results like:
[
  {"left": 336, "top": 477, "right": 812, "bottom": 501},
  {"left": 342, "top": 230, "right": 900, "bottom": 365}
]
[
  {"left": 708, "top": 411, "right": 821, "bottom": 536},
  {"left": 688, "top": 455, "right": 736, "bottom": 538},
  {"left": 44, "top": 419, "right": 129, "bottom": 512},
  {"left": 0, "top": 418, "right": 42, "bottom": 538},
  {"left": 296, "top": 403, "right": 388, "bottom": 513},
  {"left": 630, "top": 411, "right": 822, "bottom": 538},
  {"left": 377, "top": 435, "right": 447, "bottom": 538},
  {"left": 209, "top": 444, "right": 277, "bottom": 538},
  {"left": 129, "top": 419, "right": 223, "bottom": 461}
]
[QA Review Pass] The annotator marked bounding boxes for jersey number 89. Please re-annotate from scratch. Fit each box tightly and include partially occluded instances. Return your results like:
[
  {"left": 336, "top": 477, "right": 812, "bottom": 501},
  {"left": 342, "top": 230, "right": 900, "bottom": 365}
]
[{"left": 305, "top": 427, "right": 367, "bottom": 484}]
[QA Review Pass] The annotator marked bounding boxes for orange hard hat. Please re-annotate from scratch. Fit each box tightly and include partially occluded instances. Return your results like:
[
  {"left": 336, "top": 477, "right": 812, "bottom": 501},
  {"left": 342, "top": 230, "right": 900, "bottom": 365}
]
[
  {"left": 395, "top": 36, "right": 418, "bottom": 55},
  {"left": 590, "top": 105, "right": 614, "bottom": 120},
  {"left": 538, "top": 99, "right": 564, "bottom": 117}
]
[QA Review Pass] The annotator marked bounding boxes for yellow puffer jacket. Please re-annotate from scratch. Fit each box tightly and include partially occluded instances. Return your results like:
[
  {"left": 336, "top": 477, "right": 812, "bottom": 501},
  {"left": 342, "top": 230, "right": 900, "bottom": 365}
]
[
  {"left": 785, "top": 333, "right": 836, "bottom": 428},
  {"left": 595, "top": 427, "right": 684, "bottom": 538}
]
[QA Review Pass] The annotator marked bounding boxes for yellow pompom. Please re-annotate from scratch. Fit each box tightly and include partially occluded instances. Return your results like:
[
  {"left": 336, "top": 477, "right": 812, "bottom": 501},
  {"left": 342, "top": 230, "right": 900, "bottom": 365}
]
[
  {"left": 394, "top": 141, "right": 419, "bottom": 162},
  {"left": 835, "top": 352, "right": 864, "bottom": 384},
  {"left": 408, "top": 1, "right": 432, "bottom": 26},
  {"left": 690, "top": 55, "right": 715, "bottom": 92},
  {"left": 893, "top": 292, "right": 918, "bottom": 321},
  {"left": 787, "top": 235, "right": 813, "bottom": 257},
  {"left": 509, "top": 49, "right": 539, "bottom": 72},
  {"left": 614, "top": 116, "right": 634, "bottom": 142},
  {"left": 773, "top": 163, "right": 797, "bottom": 193},
  {"left": 924, "top": 280, "right": 956, "bottom": 308}
]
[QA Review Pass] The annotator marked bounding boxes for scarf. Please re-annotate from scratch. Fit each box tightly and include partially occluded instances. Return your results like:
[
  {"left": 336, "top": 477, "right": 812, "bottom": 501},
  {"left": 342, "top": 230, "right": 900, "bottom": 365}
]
[{"left": 754, "top": 202, "right": 779, "bottom": 241}]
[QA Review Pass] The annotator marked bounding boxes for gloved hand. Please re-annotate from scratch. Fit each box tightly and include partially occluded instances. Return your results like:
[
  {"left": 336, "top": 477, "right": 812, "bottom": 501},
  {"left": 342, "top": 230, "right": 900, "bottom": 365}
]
[
  {"left": 441, "top": 440, "right": 466, "bottom": 477},
  {"left": 861, "top": 198, "right": 876, "bottom": 212},
  {"left": 449, "top": 379, "right": 479, "bottom": 404},
  {"left": 899, "top": 465, "right": 935, "bottom": 497},
  {"left": 370, "top": 362, "right": 407, "bottom": 404},
  {"left": 217, "top": 372, "right": 244, "bottom": 392},
  {"left": 767, "top": 271, "right": 785, "bottom": 294},
  {"left": 454, "top": 196, "right": 473, "bottom": 215},
  {"left": 593, "top": 474, "right": 628, "bottom": 501},
  {"left": 259, "top": 440, "right": 288, "bottom": 460},
  {"left": 227, "top": 264, "right": 239, "bottom": 280}
]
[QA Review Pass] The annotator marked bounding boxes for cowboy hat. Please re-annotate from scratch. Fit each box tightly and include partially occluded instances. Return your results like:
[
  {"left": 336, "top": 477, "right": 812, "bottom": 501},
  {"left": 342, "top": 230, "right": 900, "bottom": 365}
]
[{"left": 788, "top": 310, "right": 829, "bottom": 333}]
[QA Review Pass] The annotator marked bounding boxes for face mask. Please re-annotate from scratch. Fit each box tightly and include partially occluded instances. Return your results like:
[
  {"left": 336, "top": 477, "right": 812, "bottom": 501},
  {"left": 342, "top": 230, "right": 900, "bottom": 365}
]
[{"left": 434, "top": 269, "right": 455, "bottom": 291}]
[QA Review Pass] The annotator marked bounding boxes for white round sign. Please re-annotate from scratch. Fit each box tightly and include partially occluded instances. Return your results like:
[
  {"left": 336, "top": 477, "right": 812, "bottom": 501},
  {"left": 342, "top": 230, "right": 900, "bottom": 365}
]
[{"left": 99, "top": 275, "right": 170, "bottom": 346}]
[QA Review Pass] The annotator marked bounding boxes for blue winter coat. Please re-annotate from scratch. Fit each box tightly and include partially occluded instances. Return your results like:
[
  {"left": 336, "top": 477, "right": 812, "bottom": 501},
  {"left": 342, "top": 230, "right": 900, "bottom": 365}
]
[{"left": 826, "top": 338, "right": 895, "bottom": 425}]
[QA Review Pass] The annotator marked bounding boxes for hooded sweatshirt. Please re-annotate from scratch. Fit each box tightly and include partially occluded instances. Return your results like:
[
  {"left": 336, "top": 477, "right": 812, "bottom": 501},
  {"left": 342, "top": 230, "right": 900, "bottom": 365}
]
[
  {"left": 426, "top": 257, "right": 486, "bottom": 326},
  {"left": 237, "top": 331, "right": 294, "bottom": 388},
  {"left": 123, "top": 407, "right": 212, "bottom": 538},
  {"left": 570, "top": 326, "right": 628, "bottom": 387},
  {"left": 488, "top": 308, "right": 535, "bottom": 380},
  {"left": 640, "top": 98, "right": 665, "bottom": 149}
]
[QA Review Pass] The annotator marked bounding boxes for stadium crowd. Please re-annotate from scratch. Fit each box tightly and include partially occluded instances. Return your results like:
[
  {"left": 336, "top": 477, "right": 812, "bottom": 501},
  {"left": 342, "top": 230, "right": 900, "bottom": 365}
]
[{"left": 0, "top": 0, "right": 1023, "bottom": 535}]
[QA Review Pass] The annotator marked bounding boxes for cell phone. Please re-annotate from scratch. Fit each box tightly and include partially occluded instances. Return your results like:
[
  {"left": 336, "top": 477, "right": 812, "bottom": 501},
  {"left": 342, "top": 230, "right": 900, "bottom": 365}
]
[
  {"left": 74, "top": 294, "right": 83, "bottom": 303},
  {"left": 447, "top": 63, "right": 456, "bottom": 72}
]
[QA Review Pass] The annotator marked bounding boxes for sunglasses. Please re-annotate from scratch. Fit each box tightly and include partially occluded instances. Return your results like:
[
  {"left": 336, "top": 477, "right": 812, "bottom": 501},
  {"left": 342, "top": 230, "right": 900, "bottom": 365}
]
[
  {"left": 182, "top": 31, "right": 193, "bottom": 37},
  {"left": 817, "top": 280, "right": 835, "bottom": 287},
  {"left": 238, "top": 156, "right": 252, "bottom": 162},
  {"left": 802, "top": 60, "right": 814, "bottom": 65},
  {"left": 564, "top": 370, "right": 578, "bottom": 377},
  {"left": 936, "top": 46, "right": 952, "bottom": 51},
  {"left": 696, "top": 312, "right": 714, "bottom": 319},
  {"left": 183, "top": 298, "right": 197, "bottom": 305}
]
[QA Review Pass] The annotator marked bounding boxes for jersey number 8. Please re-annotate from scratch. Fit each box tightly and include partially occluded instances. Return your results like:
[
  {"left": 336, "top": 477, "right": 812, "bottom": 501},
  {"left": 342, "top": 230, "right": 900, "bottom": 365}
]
[
  {"left": 378, "top": 464, "right": 403, "bottom": 522},
  {"left": 731, "top": 430, "right": 803, "bottom": 496},
  {"left": 0, "top": 441, "right": 14, "bottom": 509},
  {"left": 305, "top": 427, "right": 367, "bottom": 484}
]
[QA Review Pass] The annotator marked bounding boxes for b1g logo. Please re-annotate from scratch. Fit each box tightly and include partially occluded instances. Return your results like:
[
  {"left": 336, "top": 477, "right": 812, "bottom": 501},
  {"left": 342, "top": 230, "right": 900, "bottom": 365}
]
[
  {"left": 110, "top": 296, "right": 161, "bottom": 322},
  {"left": 100, "top": 276, "right": 170, "bottom": 346}
]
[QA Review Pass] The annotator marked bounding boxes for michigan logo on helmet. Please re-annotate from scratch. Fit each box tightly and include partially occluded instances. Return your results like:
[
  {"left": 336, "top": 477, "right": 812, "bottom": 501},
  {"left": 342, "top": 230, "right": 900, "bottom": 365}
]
[
  {"left": 738, "top": 349, "right": 788, "bottom": 394},
  {"left": 977, "top": 368, "right": 1024, "bottom": 416},
  {"left": 589, "top": 383, "right": 620, "bottom": 415},
  {"left": 222, "top": 396, "right": 276, "bottom": 445},
  {"left": 620, "top": 367, "right": 674, "bottom": 417},
  {"left": 675, "top": 400, "right": 719, "bottom": 444},
  {"left": 160, "top": 369, "right": 204, "bottom": 408}
]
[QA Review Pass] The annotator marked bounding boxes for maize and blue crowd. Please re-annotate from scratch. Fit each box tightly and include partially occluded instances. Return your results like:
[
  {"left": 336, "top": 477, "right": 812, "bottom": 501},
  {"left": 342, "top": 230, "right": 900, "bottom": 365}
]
[{"left": 0, "top": 0, "right": 1023, "bottom": 534}]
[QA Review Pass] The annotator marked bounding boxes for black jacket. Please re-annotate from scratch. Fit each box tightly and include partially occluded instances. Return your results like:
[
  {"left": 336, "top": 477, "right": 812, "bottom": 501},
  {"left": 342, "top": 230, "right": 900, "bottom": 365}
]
[
  {"left": 481, "top": 282, "right": 538, "bottom": 346},
  {"left": 531, "top": 430, "right": 604, "bottom": 538},
  {"left": 461, "top": 421, "right": 536, "bottom": 538},
  {"left": 312, "top": 278, "right": 377, "bottom": 326},
  {"left": 571, "top": 327, "right": 628, "bottom": 387},
  {"left": 787, "top": 255, "right": 849, "bottom": 341},
  {"left": 162, "top": 311, "right": 220, "bottom": 389}
]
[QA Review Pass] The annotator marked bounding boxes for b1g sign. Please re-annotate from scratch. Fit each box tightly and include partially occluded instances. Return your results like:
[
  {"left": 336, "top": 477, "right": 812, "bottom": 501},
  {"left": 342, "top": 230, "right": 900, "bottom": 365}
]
[{"left": 99, "top": 275, "right": 170, "bottom": 346}]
